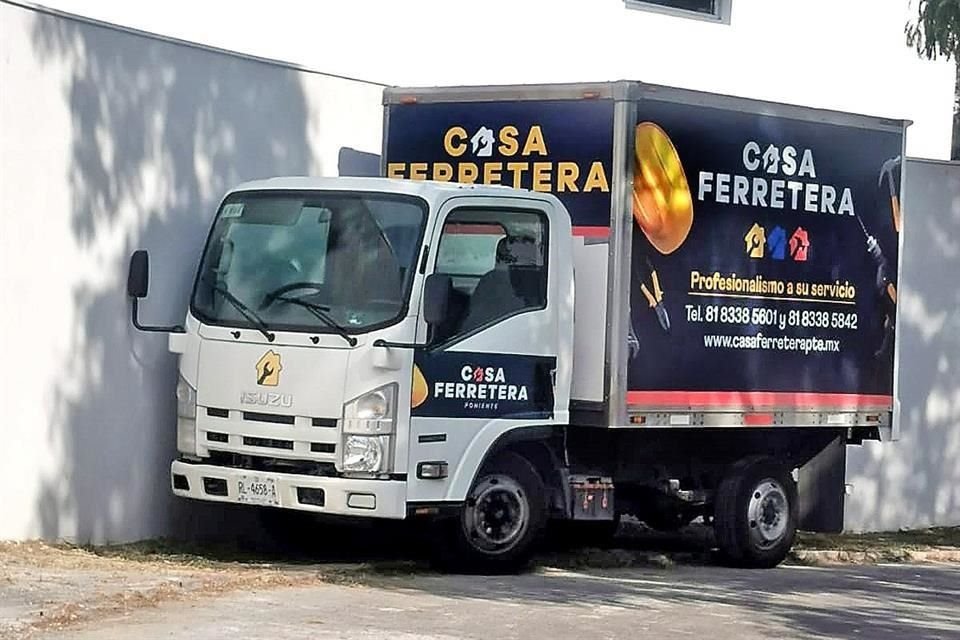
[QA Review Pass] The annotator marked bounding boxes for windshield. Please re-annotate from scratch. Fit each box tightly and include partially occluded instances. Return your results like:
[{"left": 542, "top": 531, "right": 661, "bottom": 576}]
[{"left": 191, "top": 190, "right": 427, "bottom": 335}]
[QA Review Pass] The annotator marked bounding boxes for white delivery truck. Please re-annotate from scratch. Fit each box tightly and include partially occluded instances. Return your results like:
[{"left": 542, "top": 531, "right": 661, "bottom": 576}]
[{"left": 128, "top": 81, "right": 908, "bottom": 571}]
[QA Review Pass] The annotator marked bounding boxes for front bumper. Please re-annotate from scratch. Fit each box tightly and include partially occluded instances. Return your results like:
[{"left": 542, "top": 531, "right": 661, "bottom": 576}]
[{"left": 170, "top": 461, "right": 407, "bottom": 519}]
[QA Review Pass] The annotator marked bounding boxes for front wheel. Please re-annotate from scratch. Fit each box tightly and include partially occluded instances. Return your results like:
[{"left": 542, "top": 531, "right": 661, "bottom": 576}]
[
  {"left": 713, "top": 456, "right": 798, "bottom": 568},
  {"left": 432, "top": 451, "right": 546, "bottom": 574}
]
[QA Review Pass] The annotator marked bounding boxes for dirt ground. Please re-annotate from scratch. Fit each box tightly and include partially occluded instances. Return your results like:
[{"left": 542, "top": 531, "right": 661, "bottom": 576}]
[
  {"left": 2, "top": 523, "right": 959, "bottom": 639},
  {"left": 0, "top": 541, "right": 332, "bottom": 638}
]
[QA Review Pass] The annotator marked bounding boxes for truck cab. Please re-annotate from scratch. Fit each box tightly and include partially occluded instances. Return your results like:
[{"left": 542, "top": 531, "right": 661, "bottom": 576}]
[{"left": 129, "top": 176, "right": 576, "bottom": 568}]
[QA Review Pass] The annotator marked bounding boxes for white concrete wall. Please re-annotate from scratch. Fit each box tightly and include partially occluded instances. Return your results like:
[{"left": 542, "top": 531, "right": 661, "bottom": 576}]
[
  {"left": 0, "top": 1, "right": 384, "bottom": 542},
  {"left": 844, "top": 158, "right": 960, "bottom": 532},
  {"left": 33, "top": 0, "right": 958, "bottom": 160}
]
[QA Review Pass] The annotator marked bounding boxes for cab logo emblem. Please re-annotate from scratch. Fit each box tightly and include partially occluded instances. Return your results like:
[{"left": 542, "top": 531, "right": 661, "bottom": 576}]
[{"left": 256, "top": 350, "right": 282, "bottom": 387}]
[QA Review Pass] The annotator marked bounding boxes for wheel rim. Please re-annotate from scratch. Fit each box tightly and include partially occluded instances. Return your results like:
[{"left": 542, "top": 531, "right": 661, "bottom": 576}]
[
  {"left": 747, "top": 478, "right": 789, "bottom": 549},
  {"left": 462, "top": 474, "right": 528, "bottom": 554}
]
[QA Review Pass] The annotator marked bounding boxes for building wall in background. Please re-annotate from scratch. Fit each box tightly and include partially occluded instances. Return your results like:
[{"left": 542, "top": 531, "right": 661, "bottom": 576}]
[
  {"left": 0, "top": 1, "right": 384, "bottom": 542},
  {"left": 844, "top": 158, "right": 960, "bottom": 531},
  {"left": 1, "top": 0, "right": 958, "bottom": 543},
  {"left": 31, "top": 0, "right": 958, "bottom": 160}
]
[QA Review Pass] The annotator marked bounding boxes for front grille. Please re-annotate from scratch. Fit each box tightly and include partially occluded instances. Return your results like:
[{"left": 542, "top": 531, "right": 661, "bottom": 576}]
[
  {"left": 243, "top": 436, "right": 294, "bottom": 450},
  {"left": 206, "top": 451, "right": 337, "bottom": 476},
  {"left": 242, "top": 411, "right": 295, "bottom": 425},
  {"left": 199, "top": 411, "right": 339, "bottom": 461}
]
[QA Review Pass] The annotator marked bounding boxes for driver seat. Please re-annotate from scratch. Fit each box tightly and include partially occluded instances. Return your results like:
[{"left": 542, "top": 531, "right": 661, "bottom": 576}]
[{"left": 460, "top": 235, "right": 537, "bottom": 333}]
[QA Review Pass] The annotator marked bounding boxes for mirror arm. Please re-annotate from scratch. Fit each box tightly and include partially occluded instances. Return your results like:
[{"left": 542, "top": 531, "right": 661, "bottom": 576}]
[{"left": 131, "top": 297, "right": 185, "bottom": 334}]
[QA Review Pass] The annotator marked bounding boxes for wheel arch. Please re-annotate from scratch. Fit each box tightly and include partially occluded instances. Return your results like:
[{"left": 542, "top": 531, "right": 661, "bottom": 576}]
[{"left": 445, "top": 423, "right": 566, "bottom": 507}]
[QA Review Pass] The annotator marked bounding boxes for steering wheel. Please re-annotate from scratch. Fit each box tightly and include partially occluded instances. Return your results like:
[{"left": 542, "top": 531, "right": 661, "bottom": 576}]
[{"left": 259, "top": 281, "right": 326, "bottom": 310}]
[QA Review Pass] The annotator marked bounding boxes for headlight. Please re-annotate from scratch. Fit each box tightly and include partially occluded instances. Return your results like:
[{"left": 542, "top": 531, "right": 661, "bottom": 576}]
[
  {"left": 342, "top": 435, "right": 385, "bottom": 473},
  {"left": 176, "top": 374, "right": 197, "bottom": 419},
  {"left": 341, "top": 385, "right": 397, "bottom": 473},
  {"left": 342, "top": 384, "right": 397, "bottom": 435},
  {"left": 356, "top": 390, "right": 390, "bottom": 420},
  {"left": 176, "top": 374, "right": 198, "bottom": 455},
  {"left": 177, "top": 416, "right": 198, "bottom": 456}
]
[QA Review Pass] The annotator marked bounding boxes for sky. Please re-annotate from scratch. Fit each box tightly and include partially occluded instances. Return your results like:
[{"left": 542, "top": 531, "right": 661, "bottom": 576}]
[{"left": 17, "top": 0, "right": 959, "bottom": 159}]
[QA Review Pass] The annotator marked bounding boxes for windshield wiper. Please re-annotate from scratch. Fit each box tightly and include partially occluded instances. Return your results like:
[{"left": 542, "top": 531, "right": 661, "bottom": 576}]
[
  {"left": 206, "top": 280, "right": 275, "bottom": 342},
  {"left": 274, "top": 295, "right": 357, "bottom": 347}
]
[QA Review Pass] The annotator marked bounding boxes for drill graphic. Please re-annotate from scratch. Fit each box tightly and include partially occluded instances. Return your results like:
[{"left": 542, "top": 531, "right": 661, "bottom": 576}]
[{"left": 855, "top": 155, "right": 900, "bottom": 358}]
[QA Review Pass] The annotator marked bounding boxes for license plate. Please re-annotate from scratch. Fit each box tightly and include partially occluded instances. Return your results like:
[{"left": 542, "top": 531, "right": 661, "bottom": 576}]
[{"left": 236, "top": 475, "right": 280, "bottom": 506}]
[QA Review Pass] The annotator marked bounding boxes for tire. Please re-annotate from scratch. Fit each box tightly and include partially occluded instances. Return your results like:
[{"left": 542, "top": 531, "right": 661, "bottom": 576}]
[
  {"left": 713, "top": 456, "right": 798, "bottom": 568},
  {"left": 432, "top": 451, "right": 547, "bottom": 574}
]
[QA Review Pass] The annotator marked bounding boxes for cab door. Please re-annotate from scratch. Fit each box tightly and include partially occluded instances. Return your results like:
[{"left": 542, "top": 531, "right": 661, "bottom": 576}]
[{"left": 406, "top": 195, "right": 573, "bottom": 503}]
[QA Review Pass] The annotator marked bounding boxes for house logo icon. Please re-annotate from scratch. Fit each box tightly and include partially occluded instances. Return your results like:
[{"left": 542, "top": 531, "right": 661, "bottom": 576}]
[{"left": 256, "top": 350, "right": 282, "bottom": 387}]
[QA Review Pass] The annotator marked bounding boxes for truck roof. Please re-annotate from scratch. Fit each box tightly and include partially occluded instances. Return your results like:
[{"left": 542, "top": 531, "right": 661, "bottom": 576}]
[
  {"left": 226, "top": 176, "right": 538, "bottom": 201},
  {"left": 384, "top": 80, "right": 910, "bottom": 133}
]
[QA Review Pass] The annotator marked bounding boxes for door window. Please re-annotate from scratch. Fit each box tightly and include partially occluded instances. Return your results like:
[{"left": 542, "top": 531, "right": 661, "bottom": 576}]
[{"left": 432, "top": 208, "right": 548, "bottom": 342}]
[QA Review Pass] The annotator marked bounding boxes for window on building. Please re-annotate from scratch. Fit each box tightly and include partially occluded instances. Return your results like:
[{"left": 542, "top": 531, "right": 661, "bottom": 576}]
[
  {"left": 432, "top": 208, "right": 548, "bottom": 341},
  {"left": 625, "top": 0, "right": 730, "bottom": 22}
]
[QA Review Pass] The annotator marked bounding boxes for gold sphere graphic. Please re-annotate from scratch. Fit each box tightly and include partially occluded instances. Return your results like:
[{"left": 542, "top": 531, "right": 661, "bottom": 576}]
[
  {"left": 632, "top": 122, "right": 694, "bottom": 255},
  {"left": 411, "top": 364, "right": 429, "bottom": 409}
]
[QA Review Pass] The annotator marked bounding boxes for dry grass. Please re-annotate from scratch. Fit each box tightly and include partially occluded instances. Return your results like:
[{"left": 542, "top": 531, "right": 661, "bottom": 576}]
[
  {"left": 795, "top": 527, "right": 960, "bottom": 552},
  {"left": 0, "top": 540, "right": 369, "bottom": 639},
  {"left": 18, "top": 570, "right": 317, "bottom": 638}
]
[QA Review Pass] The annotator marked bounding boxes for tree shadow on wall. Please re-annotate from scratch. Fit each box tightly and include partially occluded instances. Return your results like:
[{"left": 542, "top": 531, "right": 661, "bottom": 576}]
[
  {"left": 29, "top": 9, "right": 316, "bottom": 543},
  {"left": 846, "top": 162, "right": 960, "bottom": 530}
]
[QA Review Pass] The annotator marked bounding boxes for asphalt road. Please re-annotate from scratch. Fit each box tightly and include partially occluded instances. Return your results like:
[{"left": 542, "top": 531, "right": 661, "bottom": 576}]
[{"left": 45, "top": 562, "right": 960, "bottom": 640}]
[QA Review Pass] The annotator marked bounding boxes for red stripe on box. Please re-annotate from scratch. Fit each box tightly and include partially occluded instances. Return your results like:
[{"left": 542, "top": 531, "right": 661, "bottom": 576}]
[
  {"left": 626, "top": 391, "right": 892, "bottom": 409},
  {"left": 572, "top": 226, "right": 610, "bottom": 238}
]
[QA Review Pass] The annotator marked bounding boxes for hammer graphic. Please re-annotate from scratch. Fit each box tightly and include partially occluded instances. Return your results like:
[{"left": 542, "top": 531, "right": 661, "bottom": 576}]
[{"left": 878, "top": 155, "right": 901, "bottom": 233}]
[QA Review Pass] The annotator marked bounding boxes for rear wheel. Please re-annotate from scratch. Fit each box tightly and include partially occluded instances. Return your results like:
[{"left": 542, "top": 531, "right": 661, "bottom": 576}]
[
  {"left": 714, "top": 456, "right": 797, "bottom": 568},
  {"left": 433, "top": 451, "right": 546, "bottom": 573}
]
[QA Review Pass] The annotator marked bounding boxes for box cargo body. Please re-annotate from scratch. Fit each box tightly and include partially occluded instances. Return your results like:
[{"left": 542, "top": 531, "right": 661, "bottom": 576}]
[{"left": 383, "top": 81, "right": 908, "bottom": 434}]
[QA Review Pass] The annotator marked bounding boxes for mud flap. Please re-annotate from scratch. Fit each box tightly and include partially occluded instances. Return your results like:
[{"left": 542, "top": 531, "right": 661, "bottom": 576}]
[{"left": 798, "top": 435, "right": 846, "bottom": 533}]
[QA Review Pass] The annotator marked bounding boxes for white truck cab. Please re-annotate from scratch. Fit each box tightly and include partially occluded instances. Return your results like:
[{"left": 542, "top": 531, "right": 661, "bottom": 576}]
[{"left": 129, "top": 176, "right": 576, "bottom": 566}]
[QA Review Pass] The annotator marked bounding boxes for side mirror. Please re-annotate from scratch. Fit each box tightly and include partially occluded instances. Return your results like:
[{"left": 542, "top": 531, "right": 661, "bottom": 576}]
[
  {"left": 126, "top": 250, "right": 184, "bottom": 334},
  {"left": 127, "top": 250, "right": 150, "bottom": 299},
  {"left": 423, "top": 273, "right": 451, "bottom": 326}
]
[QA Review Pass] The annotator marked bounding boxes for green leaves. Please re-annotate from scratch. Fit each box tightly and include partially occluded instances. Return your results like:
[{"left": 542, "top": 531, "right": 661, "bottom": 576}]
[{"left": 906, "top": 0, "right": 960, "bottom": 60}]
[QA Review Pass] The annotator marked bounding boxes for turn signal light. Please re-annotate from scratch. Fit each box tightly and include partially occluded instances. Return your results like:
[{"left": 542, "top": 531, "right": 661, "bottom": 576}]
[{"left": 417, "top": 461, "right": 448, "bottom": 479}]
